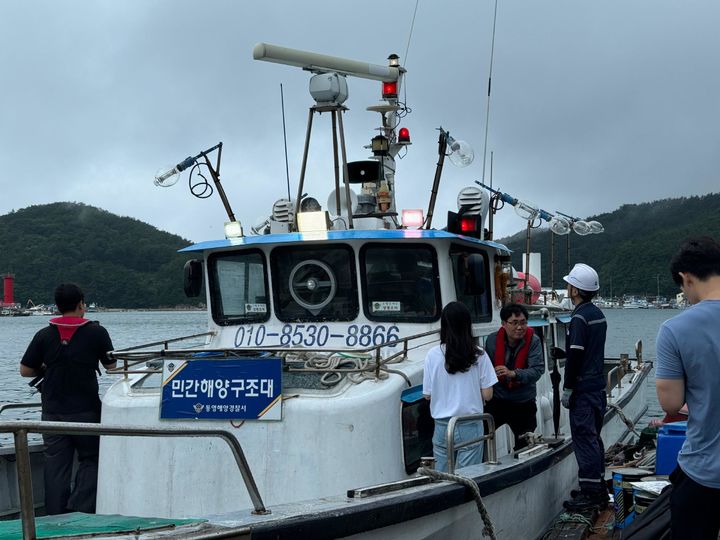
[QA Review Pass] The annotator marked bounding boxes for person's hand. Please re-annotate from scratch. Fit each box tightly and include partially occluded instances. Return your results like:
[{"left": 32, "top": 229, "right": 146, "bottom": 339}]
[
  {"left": 495, "top": 366, "right": 514, "bottom": 379},
  {"left": 561, "top": 389, "right": 573, "bottom": 409}
]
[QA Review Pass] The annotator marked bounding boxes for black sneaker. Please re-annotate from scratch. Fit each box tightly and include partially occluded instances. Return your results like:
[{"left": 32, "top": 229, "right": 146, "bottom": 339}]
[{"left": 563, "top": 491, "right": 609, "bottom": 512}]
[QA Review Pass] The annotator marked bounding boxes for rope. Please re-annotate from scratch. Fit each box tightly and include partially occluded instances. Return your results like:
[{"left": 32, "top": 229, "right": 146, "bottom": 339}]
[
  {"left": 417, "top": 467, "right": 496, "bottom": 540},
  {"left": 607, "top": 402, "right": 640, "bottom": 436},
  {"left": 541, "top": 512, "right": 610, "bottom": 539},
  {"left": 281, "top": 342, "right": 434, "bottom": 387}
]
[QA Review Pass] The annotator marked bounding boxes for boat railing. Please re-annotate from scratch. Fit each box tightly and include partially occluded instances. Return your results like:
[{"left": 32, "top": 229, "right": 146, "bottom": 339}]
[
  {"left": 107, "top": 329, "right": 441, "bottom": 385},
  {"left": 0, "top": 402, "right": 42, "bottom": 415},
  {"left": 606, "top": 365, "right": 625, "bottom": 395},
  {"left": 0, "top": 419, "right": 269, "bottom": 540},
  {"left": 446, "top": 413, "right": 498, "bottom": 473},
  {"left": 606, "top": 339, "right": 645, "bottom": 396},
  {"left": 107, "top": 331, "right": 217, "bottom": 380}
]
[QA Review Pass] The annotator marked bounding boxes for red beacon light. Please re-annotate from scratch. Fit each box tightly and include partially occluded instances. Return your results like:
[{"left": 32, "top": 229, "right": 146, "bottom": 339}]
[
  {"left": 460, "top": 215, "right": 478, "bottom": 233},
  {"left": 382, "top": 81, "right": 398, "bottom": 99},
  {"left": 447, "top": 209, "right": 482, "bottom": 238},
  {"left": 397, "top": 127, "right": 411, "bottom": 145}
]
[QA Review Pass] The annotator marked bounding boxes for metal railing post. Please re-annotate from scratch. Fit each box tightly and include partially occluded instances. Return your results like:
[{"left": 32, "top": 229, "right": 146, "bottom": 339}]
[
  {"left": 13, "top": 428, "right": 36, "bottom": 540},
  {"left": 446, "top": 413, "right": 498, "bottom": 473},
  {"left": 0, "top": 419, "right": 271, "bottom": 539},
  {"left": 606, "top": 366, "right": 623, "bottom": 394}
]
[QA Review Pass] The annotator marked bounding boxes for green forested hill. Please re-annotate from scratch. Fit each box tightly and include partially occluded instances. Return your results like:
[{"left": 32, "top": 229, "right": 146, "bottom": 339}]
[
  {"left": 498, "top": 193, "right": 720, "bottom": 298},
  {"left": 0, "top": 203, "right": 195, "bottom": 308}
]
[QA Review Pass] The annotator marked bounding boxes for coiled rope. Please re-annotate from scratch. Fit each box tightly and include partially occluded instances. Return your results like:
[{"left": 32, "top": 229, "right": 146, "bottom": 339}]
[{"left": 417, "top": 467, "right": 496, "bottom": 540}]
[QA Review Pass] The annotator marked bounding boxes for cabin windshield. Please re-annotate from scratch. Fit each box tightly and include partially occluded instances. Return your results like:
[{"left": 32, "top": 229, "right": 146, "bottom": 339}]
[
  {"left": 208, "top": 250, "right": 269, "bottom": 325},
  {"left": 271, "top": 244, "right": 358, "bottom": 322},
  {"left": 361, "top": 244, "right": 440, "bottom": 322}
]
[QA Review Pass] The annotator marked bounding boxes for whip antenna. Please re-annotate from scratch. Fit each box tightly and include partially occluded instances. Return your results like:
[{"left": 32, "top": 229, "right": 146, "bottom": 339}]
[
  {"left": 402, "top": 0, "right": 420, "bottom": 104},
  {"left": 280, "top": 83, "right": 292, "bottom": 202},
  {"left": 481, "top": 0, "right": 498, "bottom": 184}
]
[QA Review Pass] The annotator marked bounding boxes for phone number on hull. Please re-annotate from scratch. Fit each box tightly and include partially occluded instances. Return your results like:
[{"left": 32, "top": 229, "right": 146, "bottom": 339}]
[{"left": 234, "top": 324, "right": 400, "bottom": 348}]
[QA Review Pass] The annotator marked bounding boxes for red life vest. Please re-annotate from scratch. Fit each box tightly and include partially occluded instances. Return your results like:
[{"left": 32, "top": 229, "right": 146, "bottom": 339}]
[{"left": 493, "top": 326, "right": 534, "bottom": 388}]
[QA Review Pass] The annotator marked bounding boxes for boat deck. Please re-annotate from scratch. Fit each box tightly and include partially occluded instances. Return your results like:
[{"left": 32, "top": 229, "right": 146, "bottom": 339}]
[
  {"left": 542, "top": 507, "right": 622, "bottom": 540},
  {"left": 0, "top": 512, "right": 241, "bottom": 540}
]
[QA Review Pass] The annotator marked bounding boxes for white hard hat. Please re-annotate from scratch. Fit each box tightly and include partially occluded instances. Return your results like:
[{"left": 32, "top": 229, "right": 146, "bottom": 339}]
[{"left": 563, "top": 263, "right": 600, "bottom": 292}]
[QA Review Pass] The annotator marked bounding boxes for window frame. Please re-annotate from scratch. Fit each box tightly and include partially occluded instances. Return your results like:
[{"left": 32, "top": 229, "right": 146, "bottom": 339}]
[
  {"left": 207, "top": 249, "right": 271, "bottom": 326},
  {"left": 449, "top": 244, "right": 493, "bottom": 324},
  {"left": 360, "top": 242, "right": 441, "bottom": 323},
  {"left": 270, "top": 243, "right": 359, "bottom": 323}
]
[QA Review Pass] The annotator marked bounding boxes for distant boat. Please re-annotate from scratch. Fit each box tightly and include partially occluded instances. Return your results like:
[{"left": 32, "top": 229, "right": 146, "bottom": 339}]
[{"left": 623, "top": 298, "right": 648, "bottom": 309}]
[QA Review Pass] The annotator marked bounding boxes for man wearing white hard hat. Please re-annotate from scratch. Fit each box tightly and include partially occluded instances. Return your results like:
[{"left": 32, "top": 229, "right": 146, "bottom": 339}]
[{"left": 561, "top": 263, "right": 609, "bottom": 512}]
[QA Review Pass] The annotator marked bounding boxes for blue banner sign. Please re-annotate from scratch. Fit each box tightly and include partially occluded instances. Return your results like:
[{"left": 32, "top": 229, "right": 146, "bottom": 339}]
[{"left": 161, "top": 358, "right": 282, "bottom": 420}]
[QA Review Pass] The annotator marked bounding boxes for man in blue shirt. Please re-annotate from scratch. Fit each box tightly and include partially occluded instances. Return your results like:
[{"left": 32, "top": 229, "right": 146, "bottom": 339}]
[
  {"left": 656, "top": 236, "right": 720, "bottom": 539},
  {"left": 561, "top": 263, "right": 609, "bottom": 512}
]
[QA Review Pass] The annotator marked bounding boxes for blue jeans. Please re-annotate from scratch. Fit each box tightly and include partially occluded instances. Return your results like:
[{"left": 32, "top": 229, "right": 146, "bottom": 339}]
[{"left": 432, "top": 418, "right": 484, "bottom": 473}]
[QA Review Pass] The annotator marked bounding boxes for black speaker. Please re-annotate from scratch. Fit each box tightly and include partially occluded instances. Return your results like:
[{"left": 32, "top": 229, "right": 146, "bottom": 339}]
[{"left": 346, "top": 160, "right": 382, "bottom": 184}]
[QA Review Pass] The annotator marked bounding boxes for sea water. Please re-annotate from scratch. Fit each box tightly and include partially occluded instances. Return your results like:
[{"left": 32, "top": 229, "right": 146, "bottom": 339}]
[{"left": 0, "top": 308, "right": 673, "bottom": 441}]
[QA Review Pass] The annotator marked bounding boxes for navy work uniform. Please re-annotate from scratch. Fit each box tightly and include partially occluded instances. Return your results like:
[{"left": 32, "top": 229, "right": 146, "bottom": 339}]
[{"left": 564, "top": 300, "right": 607, "bottom": 496}]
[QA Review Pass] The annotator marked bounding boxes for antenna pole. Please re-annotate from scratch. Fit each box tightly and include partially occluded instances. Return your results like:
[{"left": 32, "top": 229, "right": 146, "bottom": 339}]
[
  {"left": 280, "top": 84, "right": 292, "bottom": 202},
  {"left": 425, "top": 130, "right": 449, "bottom": 229},
  {"left": 481, "top": 0, "right": 498, "bottom": 184},
  {"left": 295, "top": 109, "right": 315, "bottom": 227}
]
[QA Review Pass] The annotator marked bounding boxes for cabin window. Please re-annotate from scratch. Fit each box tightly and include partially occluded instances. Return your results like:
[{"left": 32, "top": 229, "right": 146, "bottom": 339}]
[
  {"left": 208, "top": 250, "right": 269, "bottom": 325},
  {"left": 450, "top": 246, "right": 492, "bottom": 323},
  {"left": 361, "top": 244, "right": 440, "bottom": 322},
  {"left": 271, "top": 244, "right": 358, "bottom": 322},
  {"left": 401, "top": 386, "right": 434, "bottom": 474},
  {"left": 555, "top": 322, "right": 568, "bottom": 367}
]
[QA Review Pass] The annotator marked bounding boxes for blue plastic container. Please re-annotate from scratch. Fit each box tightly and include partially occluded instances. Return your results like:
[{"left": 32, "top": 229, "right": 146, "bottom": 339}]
[{"left": 656, "top": 421, "right": 687, "bottom": 475}]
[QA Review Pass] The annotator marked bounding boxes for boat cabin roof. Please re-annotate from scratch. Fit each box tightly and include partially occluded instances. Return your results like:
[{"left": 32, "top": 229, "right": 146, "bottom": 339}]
[{"left": 179, "top": 229, "right": 511, "bottom": 253}]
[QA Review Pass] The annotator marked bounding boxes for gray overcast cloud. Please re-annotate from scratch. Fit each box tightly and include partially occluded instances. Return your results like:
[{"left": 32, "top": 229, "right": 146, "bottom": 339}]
[{"left": 1, "top": 0, "right": 718, "bottom": 243}]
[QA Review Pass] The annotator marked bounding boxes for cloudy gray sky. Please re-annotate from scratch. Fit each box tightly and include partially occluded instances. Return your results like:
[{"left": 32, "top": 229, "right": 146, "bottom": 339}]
[{"left": 1, "top": 0, "right": 718, "bottom": 243}]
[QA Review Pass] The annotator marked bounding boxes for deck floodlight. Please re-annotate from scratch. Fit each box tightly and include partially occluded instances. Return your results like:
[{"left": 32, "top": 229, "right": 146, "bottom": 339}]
[
  {"left": 572, "top": 220, "right": 592, "bottom": 236},
  {"left": 154, "top": 156, "right": 196, "bottom": 187},
  {"left": 587, "top": 220, "right": 604, "bottom": 234},
  {"left": 447, "top": 134, "right": 474, "bottom": 167},
  {"left": 224, "top": 220, "right": 244, "bottom": 238},
  {"left": 550, "top": 216, "right": 571, "bottom": 235},
  {"left": 513, "top": 200, "right": 539, "bottom": 222}
]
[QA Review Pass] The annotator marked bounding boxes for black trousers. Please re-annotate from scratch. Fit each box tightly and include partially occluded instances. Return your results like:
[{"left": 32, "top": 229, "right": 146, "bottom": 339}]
[
  {"left": 41, "top": 409, "right": 101, "bottom": 515},
  {"left": 670, "top": 466, "right": 720, "bottom": 539},
  {"left": 569, "top": 390, "right": 606, "bottom": 494},
  {"left": 484, "top": 397, "right": 537, "bottom": 450}
]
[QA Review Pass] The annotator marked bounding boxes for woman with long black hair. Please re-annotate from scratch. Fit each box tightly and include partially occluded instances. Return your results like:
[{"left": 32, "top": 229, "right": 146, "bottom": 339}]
[{"left": 423, "top": 301, "right": 497, "bottom": 472}]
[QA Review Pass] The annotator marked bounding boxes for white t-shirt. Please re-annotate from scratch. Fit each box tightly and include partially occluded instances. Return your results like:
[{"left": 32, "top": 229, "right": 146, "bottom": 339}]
[{"left": 422, "top": 344, "right": 498, "bottom": 419}]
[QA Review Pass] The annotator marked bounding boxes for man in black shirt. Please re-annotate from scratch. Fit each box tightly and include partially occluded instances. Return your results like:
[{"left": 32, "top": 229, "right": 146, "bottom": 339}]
[
  {"left": 560, "top": 264, "right": 609, "bottom": 512},
  {"left": 20, "top": 283, "right": 115, "bottom": 514}
]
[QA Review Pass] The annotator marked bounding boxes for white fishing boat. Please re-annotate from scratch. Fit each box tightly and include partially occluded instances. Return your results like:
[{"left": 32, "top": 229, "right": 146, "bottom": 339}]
[{"left": 1, "top": 43, "right": 651, "bottom": 540}]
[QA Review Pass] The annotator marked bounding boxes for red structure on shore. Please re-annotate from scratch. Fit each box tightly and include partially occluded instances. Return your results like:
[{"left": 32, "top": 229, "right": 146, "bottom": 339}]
[{"left": 2, "top": 273, "right": 15, "bottom": 307}]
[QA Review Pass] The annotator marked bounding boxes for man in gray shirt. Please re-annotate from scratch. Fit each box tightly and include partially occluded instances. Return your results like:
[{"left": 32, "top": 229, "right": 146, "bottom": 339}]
[{"left": 484, "top": 303, "right": 544, "bottom": 450}]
